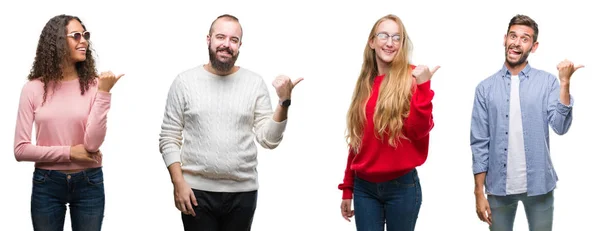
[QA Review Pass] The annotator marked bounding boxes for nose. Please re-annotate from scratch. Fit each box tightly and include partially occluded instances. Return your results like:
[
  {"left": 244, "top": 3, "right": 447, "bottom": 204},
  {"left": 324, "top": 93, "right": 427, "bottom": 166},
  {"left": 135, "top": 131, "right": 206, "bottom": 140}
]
[
  {"left": 79, "top": 37, "right": 88, "bottom": 45},
  {"left": 222, "top": 39, "right": 231, "bottom": 47},
  {"left": 385, "top": 38, "right": 394, "bottom": 46},
  {"left": 513, "top": 38, "right": 523, "bottom": 47}
]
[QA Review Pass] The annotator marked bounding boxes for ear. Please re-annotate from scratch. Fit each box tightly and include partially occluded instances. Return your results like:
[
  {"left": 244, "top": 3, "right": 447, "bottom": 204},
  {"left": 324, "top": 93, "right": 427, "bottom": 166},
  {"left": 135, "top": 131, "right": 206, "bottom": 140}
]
[
  {"left": 206, "top": 34, "right": 211, "bottom": 46},
  {"left": 530, "top": 41, "right": 539, "bottom": 53},
  {"left": 369, "top": 38, "right": 375, "bottom": 49},
  {"left": 503, "top": 34, "right": 507, "bottom": 46}
]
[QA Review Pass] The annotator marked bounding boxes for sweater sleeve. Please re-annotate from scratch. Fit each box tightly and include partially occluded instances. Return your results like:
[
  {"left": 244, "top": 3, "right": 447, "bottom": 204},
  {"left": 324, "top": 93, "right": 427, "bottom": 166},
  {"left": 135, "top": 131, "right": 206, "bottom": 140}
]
[
  {"left": 338, "top": 148, "right": 355, "bottom": 199},
  {"left": 404, "top": 79, "right": 435, "bottom": 141},
  {"left": 83, "top": 86, "right": 111, "bottom": 153},
  {"left": 13, "top": 82, "right": 71, "bottom": 162},
  {"left": 253, "top": 79, "right": 287, "bottom": 149},
  {"left": 159, "top": 76, "right": 186, "bottom": 168}
]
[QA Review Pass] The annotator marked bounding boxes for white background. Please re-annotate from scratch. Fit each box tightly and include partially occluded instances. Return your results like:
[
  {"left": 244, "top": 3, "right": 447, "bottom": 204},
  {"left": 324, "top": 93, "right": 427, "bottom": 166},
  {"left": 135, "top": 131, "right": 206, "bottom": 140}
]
[{"left": 0, "top": 0, "right": 598, "bottom": 230}]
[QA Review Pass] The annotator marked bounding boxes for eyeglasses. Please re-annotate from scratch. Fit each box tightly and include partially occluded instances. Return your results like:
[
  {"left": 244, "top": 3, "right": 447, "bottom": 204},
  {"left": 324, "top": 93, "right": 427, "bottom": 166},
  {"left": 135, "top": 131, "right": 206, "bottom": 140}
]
[
  {"left": 67, "top": 31, "right": 91, "bottom": 41},
  {"left": 375, "top": 32, "right": 402, "bottom": 43}
]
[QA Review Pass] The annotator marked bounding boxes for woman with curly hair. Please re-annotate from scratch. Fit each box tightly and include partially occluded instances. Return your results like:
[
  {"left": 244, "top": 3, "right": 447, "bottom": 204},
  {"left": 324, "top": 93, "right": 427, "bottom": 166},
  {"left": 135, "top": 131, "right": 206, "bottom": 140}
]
[
  {"left": 337, "top": 14, "right": 438, "bottom": 231},
  {"left": 13, "top": 14, "right": 123, "bottom": 231}
]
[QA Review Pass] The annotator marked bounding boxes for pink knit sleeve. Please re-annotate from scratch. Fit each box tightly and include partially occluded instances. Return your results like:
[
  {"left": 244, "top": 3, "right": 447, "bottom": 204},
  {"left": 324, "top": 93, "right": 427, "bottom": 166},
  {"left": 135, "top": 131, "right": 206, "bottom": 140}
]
[
  {"left": 83, "top": 87, "right": 111, "bottom": 153},
  {"left": 13, "top": 82, "right": 71, "bottom": 162}
]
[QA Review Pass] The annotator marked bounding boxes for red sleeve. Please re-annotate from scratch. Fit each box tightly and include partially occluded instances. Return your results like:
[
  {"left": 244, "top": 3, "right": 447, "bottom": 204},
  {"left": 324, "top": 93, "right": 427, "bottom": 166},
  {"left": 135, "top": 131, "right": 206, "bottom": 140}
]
[
  {"left": 404, "top": 78, "right": 435, "bottom": 141},
  {"left": 337, "top": 148, "right": 355, "bottom": 199}
]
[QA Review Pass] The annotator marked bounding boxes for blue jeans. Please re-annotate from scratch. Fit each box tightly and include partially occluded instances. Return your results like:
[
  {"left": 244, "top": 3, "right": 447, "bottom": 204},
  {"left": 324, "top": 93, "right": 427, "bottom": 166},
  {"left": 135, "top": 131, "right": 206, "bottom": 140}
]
[
  {"left": 353, "top": 169, "right": 422, "bottom": 231},
  {"left": 30, "top": 167, "right": 105, "bottom": 231},
  {"left": 487, "top": 190, "right": 554, "bottom": 231}
]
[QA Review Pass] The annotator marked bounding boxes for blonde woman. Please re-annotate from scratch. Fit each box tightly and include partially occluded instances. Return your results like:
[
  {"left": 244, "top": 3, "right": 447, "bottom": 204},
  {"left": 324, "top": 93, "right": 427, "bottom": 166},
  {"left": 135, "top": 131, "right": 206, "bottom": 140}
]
[{"left": 337, "top": 14, "right": 438, "bottom": 231}]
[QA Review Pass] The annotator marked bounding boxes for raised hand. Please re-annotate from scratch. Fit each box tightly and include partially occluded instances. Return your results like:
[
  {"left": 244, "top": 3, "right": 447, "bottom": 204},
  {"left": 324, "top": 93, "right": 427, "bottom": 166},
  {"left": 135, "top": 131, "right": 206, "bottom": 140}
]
[
  {"left": 557, "top": 59, "right": 583, "bottom": 83},
  {"left": 98, "top": 71, "right": 124, "bottom": 92},
  {"left": 272, "top": 75, "right": 303, "bottom": 100},
  {"left": 412, "top": 65, "right": 440, "bottom": 84}
]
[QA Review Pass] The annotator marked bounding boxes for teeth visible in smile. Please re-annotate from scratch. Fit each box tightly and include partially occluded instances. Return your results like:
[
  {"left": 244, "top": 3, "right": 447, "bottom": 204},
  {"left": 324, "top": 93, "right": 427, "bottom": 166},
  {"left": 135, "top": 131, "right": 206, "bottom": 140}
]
[{"left": 77, "top": 48, "right": 86, "bottom": 51}]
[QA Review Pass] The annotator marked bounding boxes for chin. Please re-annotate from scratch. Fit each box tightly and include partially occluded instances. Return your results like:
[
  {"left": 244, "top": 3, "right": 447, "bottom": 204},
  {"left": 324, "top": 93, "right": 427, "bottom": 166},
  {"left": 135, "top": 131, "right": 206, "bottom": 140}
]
[
  {"left": 381, "top": 57, "right": 394, "bottom": 63},
  {"left": 218, "top": 57, "right": 231, "bottom": 62}
]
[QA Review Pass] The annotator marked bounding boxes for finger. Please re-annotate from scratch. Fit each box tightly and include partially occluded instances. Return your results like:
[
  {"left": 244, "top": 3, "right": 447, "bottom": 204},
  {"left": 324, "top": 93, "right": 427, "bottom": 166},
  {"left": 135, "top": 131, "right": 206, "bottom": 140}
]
[
  {"left": 341, "top": 208, "right": 348, "bottom": 221},
  {"left": 84, "top": 154, "right": 98, "bottom": 163},
  {"left": 116, "top": 74, "right": 125, "bottom": 80},
  {"left": 430, "top": 65, "right": 441, "bottom": 75},
  {"left": 342, "top": 212, "right": 350, "bottom": 222},
  {"left": 187, "top": 192, "right": 197, "bottom": 216},
  {"left": 486, "top": 207, "right": 492, "bottom": 225},
  {"left": 476, "top": 210, "right": 484, "bottom": 221},
  {"left": 574, "top": 64, "right": 584, "bottom": 70},
  {"left": 292, "top": 77, "right": 304, "bottom": 86},
  {"left": 190, "top": 191, "right": 198, "bottom": 206},
  {"left": 177, "top": 201, "right": 186, "bottom": 214},
  {"left": 184, "top": 199, "right": 195, "bottom": 217},
  {"left": 411, "top": 70, "right": 419, "bottom": 77},
  {"left": 180, "top": 202, "right": 190, "bottom": 215}
]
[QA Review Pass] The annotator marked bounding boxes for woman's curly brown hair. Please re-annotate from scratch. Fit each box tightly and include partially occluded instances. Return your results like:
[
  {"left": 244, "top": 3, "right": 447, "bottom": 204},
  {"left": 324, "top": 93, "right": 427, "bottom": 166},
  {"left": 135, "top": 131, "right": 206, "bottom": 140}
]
[{"left": 27, "top": 14, "right": 97, "bottom": 105}]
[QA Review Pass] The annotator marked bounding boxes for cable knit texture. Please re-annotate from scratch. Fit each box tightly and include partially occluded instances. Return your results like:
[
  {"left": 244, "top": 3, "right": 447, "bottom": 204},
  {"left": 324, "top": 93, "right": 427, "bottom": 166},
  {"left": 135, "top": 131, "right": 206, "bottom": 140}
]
[{"left": 159, "top": 65, "right": 287, "bottom": 192}]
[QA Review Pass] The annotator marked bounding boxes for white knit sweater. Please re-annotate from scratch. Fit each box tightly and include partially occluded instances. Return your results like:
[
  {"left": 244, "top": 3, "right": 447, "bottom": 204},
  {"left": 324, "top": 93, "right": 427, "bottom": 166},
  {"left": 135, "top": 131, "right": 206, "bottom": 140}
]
[{"left": 159, "top": 65, "right": 287, "bottom": 192}]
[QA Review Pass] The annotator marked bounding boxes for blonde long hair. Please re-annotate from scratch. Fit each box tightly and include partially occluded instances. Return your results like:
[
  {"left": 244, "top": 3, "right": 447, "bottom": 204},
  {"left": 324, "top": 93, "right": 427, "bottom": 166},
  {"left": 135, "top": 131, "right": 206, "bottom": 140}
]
[{"left": 346, "top": 14, "right": 414, "bottom": 154}]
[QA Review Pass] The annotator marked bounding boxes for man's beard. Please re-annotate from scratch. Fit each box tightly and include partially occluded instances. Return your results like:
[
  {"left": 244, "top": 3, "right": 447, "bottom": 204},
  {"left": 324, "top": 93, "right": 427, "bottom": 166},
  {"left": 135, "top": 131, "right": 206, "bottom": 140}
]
[
  {"left": 208, "top": 44, "right": 238, "bottom": 73},
  {"left": 505, "top": 44, "right": 531, "bottom": 68}
]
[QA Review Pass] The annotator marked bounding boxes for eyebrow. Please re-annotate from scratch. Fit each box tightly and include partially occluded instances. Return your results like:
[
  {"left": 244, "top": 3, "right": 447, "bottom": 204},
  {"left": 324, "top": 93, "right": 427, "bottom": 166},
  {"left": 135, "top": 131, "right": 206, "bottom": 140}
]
[
  {"left": 215, "top": 33, "right": 240, "bottom": 39},
  {"left": 508, "top": 31, "right": 532, "bottom": 38}
]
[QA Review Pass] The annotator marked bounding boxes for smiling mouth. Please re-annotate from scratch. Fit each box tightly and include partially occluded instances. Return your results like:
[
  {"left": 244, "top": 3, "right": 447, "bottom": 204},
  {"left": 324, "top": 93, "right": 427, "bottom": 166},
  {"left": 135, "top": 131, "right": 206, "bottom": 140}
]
[
  {"left": 218, "top": 50, "right": 232, "bottom": 56},
  {"left": 382, "top": 49, "right": 395, "bottom": 55}
]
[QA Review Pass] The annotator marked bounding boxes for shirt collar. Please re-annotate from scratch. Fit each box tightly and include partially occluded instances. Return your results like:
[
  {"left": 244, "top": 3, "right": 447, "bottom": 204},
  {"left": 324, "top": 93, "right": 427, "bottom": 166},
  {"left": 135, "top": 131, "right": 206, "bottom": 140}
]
[{"left": 500, "top": 62, "right": 532, "bottom": 79}]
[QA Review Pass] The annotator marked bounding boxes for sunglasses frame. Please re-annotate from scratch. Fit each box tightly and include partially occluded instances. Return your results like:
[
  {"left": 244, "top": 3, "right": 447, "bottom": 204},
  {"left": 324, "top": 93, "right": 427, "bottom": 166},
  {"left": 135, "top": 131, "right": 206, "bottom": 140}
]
[{"left": 67, "top": 31, "right": 91, "bottom": 41}]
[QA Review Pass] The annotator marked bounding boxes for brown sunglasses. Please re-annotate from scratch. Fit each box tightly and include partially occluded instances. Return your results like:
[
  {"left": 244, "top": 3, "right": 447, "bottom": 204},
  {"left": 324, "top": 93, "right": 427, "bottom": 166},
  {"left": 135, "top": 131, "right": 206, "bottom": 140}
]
[{"left": 67, "top": 31, "right": 91, "bottom": 41}]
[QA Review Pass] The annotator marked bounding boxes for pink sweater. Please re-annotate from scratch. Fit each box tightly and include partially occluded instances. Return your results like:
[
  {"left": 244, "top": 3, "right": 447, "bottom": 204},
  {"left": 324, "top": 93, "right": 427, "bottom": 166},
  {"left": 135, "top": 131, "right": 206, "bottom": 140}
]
[{"left": 13, "top": 78, "right": 111, "bottom": 170}]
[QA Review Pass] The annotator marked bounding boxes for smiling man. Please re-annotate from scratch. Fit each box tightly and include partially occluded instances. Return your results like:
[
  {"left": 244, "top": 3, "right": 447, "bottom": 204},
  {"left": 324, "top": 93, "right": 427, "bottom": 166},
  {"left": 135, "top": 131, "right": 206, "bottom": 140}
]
[
  {"left": 158, "top": 14, "right": 302, "bottom": 231},
  {"left": 470, "top": 14, "right": 583, "bottom": 231}
]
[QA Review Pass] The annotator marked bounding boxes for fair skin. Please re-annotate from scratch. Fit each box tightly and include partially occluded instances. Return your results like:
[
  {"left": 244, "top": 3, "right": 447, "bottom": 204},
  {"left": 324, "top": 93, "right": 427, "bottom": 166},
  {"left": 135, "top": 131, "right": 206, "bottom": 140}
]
[
  {"left": 62, "top": 19, "right": 124, "bottom": 171},
  {"left": 340, "top": 19, "right": 439, "bottom": 222},
  {"left": 475, "top": 24, "right": 583, "bottom": 226},
  {"left": 171, "top": 17, "right": 303, "bottom": 216}
]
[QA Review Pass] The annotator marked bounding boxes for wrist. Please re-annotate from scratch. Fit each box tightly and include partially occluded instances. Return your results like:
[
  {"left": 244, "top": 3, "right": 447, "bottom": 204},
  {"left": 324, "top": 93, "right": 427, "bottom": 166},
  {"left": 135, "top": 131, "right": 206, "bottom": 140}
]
[
  {"left": 279, "top": 98, "right": 291, "bottom": 107},
  {"left": 474, "top": 189, "right": 485, "bottom": 196}
]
